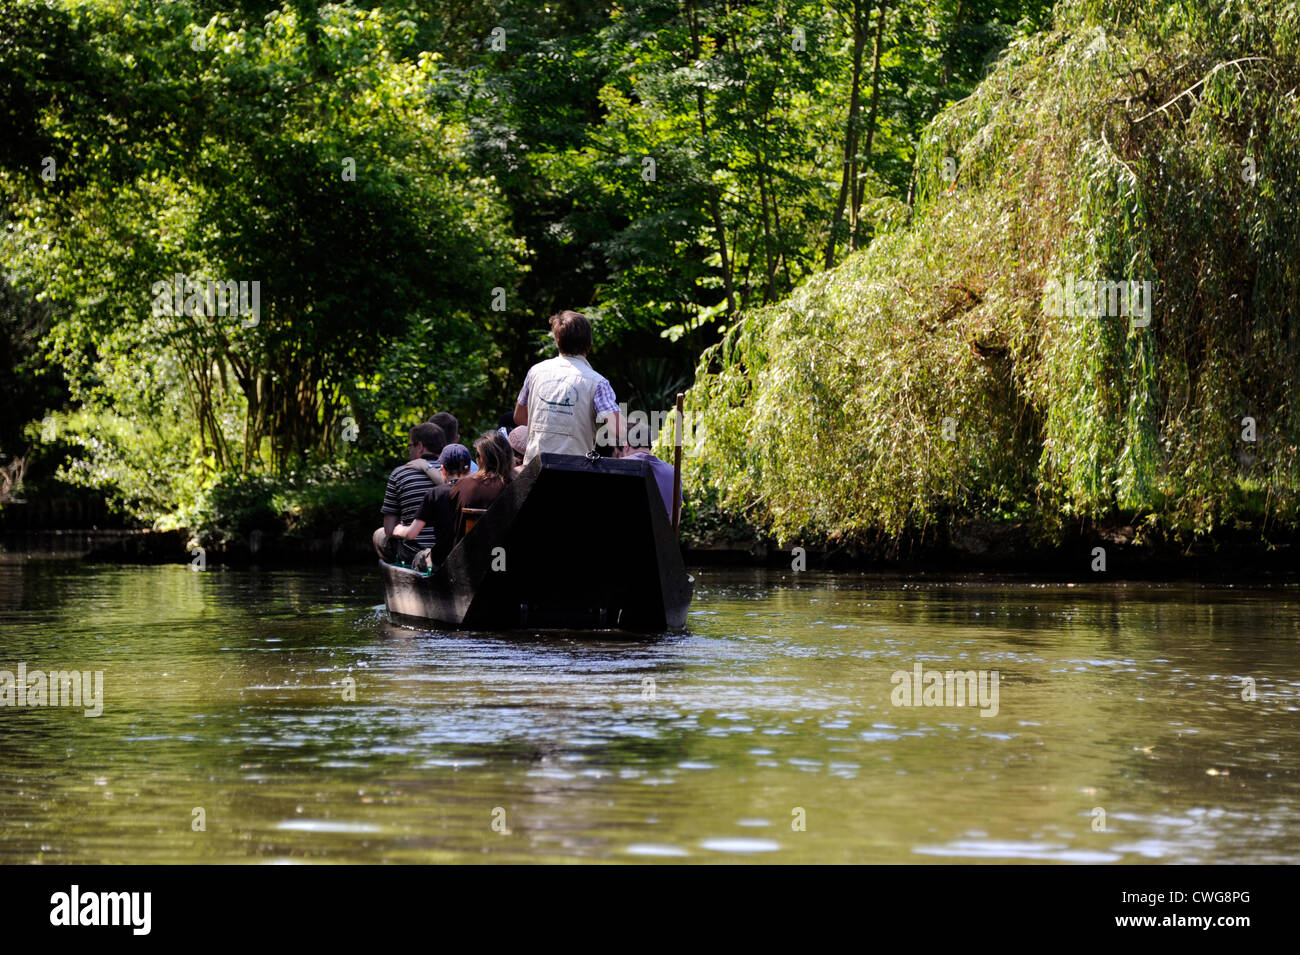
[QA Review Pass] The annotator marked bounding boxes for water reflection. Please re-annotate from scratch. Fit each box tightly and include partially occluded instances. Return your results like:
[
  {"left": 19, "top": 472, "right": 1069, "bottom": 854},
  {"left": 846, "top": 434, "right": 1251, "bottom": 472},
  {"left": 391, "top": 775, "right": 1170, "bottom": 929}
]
[{"left": 0, "top": 561, "right": 1297, "bottom": 863}]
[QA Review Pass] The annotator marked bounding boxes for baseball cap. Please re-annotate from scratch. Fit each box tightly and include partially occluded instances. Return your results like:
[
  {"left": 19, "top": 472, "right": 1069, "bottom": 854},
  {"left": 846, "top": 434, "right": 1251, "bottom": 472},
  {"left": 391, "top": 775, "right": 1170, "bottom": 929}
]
[{"left": 439, "top": 443, "right": 472, "bottom": 472}]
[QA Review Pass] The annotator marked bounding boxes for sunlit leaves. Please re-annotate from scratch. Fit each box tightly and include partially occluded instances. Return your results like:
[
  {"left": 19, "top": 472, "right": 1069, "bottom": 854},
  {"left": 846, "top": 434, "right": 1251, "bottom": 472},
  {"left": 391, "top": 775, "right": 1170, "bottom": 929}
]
[{"left": 688, "top": 0, "right": 1300, "bottom": 545}]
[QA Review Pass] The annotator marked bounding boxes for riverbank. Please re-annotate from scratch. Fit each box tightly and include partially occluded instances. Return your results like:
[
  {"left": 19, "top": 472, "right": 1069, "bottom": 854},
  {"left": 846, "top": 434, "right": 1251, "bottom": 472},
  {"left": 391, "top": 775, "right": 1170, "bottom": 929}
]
[
  {"left": 693, "top": 520, "right": 1300, "bottom": 580},
  {"left": 4, "top": 520, "right": 1299, "bottom": 581}
]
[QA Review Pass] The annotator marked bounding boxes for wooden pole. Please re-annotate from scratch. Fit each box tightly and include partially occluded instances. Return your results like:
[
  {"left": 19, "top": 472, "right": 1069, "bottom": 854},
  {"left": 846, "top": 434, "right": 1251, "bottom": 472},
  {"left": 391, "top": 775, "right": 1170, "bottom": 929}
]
[{"left": 672, "top": 392, "right": 684, "bottom": 536}]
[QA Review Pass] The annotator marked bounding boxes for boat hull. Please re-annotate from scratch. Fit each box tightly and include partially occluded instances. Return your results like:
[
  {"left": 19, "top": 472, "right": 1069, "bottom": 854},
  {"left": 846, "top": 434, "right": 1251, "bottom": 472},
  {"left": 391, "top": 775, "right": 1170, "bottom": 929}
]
[{"left": 380, "top": 453, "right": 694, "bottom": 631}]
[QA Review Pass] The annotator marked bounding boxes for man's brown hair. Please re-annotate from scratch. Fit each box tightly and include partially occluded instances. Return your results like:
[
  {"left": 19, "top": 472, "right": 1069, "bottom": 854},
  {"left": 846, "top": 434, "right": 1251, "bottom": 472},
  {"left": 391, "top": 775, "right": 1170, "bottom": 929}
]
[
  {"left": 549, "top": 310, "right": 591, "bottom": 356},
  {"left": 411, "top": 422, "right": 447, "bottom": 456},
  {"left": 428, "top": 411, "right": 458, "bottom": 444}
]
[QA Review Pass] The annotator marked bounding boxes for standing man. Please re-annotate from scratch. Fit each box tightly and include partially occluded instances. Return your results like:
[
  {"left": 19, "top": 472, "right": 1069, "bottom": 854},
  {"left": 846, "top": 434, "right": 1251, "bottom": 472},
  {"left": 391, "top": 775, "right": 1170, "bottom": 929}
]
[{"left": 514, "top": 310, "right": 622, "bottom": 463}]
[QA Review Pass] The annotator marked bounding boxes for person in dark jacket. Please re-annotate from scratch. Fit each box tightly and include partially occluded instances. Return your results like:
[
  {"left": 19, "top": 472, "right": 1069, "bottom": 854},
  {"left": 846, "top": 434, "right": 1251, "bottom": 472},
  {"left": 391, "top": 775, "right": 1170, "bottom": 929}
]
[{"left": 392, "top": 444, "right": 471, "bottom": 572}]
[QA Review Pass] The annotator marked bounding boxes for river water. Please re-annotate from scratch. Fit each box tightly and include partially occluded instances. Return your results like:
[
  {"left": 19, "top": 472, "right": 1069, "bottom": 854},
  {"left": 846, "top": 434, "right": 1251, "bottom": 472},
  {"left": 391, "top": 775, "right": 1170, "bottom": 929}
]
[{"left": 0, "top": 561, "right": 1296, "bottom": 864}]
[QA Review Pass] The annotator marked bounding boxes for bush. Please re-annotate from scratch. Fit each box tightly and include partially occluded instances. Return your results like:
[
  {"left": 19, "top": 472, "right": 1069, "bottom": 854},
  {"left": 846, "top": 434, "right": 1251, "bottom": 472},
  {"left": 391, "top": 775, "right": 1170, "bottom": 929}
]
[
  {"left": 184, "top": 464, "right": 386, "bottom": 549},
  {"left": 687, "top": 0, "right": 1300, "bottom": 546}
]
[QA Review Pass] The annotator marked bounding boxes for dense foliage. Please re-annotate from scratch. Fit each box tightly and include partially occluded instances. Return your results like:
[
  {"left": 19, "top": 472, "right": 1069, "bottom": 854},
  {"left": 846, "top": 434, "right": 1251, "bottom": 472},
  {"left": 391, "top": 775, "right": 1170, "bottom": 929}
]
[
  {"left": 2, "top": 0, "right": 519, "bottom": 521},
  {"left": 19, "top": 0, "right": 1282, "bottom": 553},
  {"left": 688, "top": 0, "right": 1300, "bottom": 545}
]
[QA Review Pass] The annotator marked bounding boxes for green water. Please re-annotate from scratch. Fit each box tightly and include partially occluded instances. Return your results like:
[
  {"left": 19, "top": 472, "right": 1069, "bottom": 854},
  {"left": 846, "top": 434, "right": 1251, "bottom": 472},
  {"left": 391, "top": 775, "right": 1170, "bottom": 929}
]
[{"left": 0, "top": 561, "right": 1297, "bottom": 863}]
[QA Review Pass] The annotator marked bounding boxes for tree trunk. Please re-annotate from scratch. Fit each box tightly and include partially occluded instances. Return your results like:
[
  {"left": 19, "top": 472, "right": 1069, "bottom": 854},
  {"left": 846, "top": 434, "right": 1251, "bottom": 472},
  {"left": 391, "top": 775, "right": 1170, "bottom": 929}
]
[
  {"left": 824, "top": 0, "right": 868, "bottom": 269},
  {"left": 928, "top": 0, "right": 967, "bottom": 115},
  {"left": 689, "top": 1, "right": 737, "bottom": 315},
  {"left": 757, "top": 139, "right": 776, "bottom": 303},
  {"left": 850, "top": 1, "right": 887, "bottom": 252},
  {"left": 908, "top": 0, "right": 969, "bottom": 207}
]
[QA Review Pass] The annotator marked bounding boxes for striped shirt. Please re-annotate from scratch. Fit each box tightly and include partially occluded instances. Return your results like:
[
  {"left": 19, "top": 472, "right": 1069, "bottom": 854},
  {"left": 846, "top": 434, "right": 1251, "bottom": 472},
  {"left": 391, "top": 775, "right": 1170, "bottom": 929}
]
[{"left": 381, "top": 459, "right": 440, "bottom": 551}]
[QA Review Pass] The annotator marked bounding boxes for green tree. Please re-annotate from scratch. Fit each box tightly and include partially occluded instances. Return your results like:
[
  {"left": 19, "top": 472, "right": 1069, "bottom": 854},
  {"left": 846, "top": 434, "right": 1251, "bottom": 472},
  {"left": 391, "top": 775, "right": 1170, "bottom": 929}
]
[{"left": 2, "top": 0, "right": 520, "bottom": 517}]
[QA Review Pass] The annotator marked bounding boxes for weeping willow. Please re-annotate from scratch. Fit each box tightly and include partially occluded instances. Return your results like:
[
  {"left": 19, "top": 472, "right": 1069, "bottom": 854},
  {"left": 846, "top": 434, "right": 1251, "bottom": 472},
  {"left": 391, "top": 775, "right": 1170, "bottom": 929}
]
[{"left": 687, "top": 0, "right": 1300, "bottom": 546}]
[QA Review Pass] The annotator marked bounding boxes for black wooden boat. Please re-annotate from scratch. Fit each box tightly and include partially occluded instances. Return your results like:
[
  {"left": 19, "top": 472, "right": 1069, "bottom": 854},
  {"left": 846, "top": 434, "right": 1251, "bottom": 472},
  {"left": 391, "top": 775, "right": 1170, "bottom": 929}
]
[{"left": 380, "top": 452, "right": 694, "bottom": 631}]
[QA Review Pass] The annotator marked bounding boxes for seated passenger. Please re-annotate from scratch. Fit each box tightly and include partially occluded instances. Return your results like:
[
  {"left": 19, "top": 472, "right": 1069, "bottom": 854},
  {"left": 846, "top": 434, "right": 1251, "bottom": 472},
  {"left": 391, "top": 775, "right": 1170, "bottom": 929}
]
[
  {"left": 452, "top": 433, "right": 514, "bottom": 540},
  {"left": 616, "top": 423, "right": 680, "bottom": 519},
  {"left": 390, "top": 444, "right": 471, "bottom": 572},
  {"left": 429, "top": 411, "right": 478, "bottom": 474},
  {"left": 506, "top": 425, "right": 528, "bottom": 475},
  {"left": 373, "top": 422, "right": 446, "bottom": 562}
]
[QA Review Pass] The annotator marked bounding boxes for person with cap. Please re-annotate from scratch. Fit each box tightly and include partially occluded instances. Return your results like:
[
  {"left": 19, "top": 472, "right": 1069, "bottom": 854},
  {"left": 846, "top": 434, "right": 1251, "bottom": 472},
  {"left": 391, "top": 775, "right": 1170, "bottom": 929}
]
[
  {"left": 391, "top": 443, "right": 471, "bottom": 572},
  {"left": 513, "top": 310, "right": 623, "bottom": 463},
  {"left": 437, "top": 442, "right": 473, "bottom": 483}
]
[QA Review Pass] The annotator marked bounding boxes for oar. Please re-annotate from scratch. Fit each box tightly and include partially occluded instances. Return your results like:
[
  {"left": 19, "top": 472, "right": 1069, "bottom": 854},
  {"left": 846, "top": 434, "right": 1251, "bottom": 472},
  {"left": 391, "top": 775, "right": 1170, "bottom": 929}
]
[{"left": 672, "top": 392, "right": 684, "bottom": 536}]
